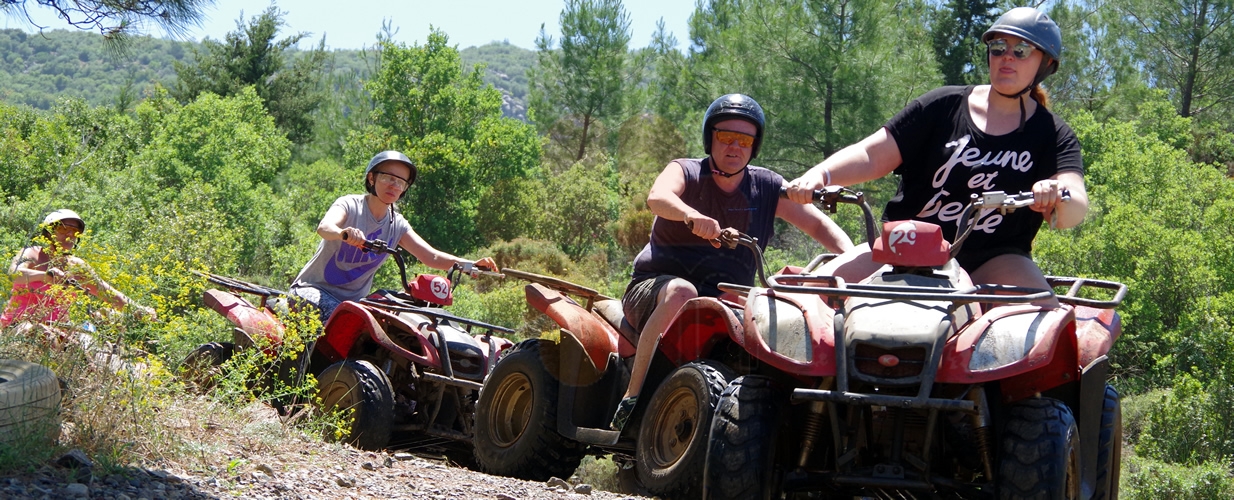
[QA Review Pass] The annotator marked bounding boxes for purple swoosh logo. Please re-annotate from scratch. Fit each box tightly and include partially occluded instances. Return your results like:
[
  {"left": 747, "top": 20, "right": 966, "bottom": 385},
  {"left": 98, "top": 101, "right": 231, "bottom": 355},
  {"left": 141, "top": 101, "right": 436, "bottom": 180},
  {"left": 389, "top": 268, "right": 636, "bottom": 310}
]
[{"left": 323, "top": 228, "right": 389, "bottom": 286}]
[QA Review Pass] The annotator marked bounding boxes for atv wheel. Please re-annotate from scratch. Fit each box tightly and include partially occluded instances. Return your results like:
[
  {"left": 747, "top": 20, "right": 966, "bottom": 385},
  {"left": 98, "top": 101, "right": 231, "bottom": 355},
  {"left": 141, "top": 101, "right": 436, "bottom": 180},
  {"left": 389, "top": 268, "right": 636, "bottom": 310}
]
[
  {"left": 181, "top": 342, "right": 234, "bottom": 390},
  {"left": 473, "top": 339, "right": 585, "bottom": 481},
  {"left": 998, "top": 397, "right": 1080, "bottom": 499},
  {"left": 1093, "top": 385, "right": 1121, "bottom": 500},
  {"left": 317, "top": 359, "right": 394, "bottom": 451},
  {"left": 636, "top": 359, "right": 734, "bottom": 498},
  {"left": 703, "top": 375, "right": 782, "bottom": 500}
]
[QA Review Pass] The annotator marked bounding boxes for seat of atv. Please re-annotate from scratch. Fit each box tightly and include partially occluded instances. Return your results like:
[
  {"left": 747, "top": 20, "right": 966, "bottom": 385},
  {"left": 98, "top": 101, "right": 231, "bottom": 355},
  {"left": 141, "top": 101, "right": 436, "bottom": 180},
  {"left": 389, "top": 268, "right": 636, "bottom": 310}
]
[{"left": 591, "top": 299, "right": 638, "bottom": 355}]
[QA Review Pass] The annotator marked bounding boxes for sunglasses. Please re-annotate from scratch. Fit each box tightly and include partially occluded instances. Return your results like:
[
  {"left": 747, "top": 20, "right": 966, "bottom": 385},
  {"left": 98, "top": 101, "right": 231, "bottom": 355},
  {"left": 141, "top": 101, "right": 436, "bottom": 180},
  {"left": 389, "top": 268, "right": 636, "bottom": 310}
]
[
  {"left": 714, "top": 129, "right": 756, "bottom": 148},
  {"left": 53, "top": 223, "right": 82, "bottom": 236},
  {"left": 373, "top": 171, "right": 410, "bottom": 190},
  {"left": 987, "top": 39, "right": 1036, "bottom": 60}
]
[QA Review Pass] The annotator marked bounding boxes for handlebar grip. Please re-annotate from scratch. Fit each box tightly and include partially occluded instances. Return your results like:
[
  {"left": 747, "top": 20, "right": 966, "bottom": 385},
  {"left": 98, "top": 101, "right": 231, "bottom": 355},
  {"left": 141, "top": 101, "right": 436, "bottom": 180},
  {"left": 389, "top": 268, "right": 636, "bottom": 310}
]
[{"left": 778, "top": 186, "right": 824, "bottom": 201}]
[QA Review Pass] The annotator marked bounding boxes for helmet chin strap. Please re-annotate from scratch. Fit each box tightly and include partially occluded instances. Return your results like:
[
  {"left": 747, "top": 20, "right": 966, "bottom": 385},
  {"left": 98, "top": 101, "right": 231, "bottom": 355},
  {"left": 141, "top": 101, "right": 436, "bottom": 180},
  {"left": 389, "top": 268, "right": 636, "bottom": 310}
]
[
  {"left": 994, "top": 84, "right": 1032, "bottom": 133},
  {"left": 711, "top": 166, "right": 746, "bottom": 178}
]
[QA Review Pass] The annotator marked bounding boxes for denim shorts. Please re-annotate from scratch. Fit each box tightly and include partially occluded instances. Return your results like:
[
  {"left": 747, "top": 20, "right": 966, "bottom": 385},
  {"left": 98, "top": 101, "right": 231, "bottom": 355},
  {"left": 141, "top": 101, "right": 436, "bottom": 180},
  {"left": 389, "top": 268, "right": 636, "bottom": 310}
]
[{"left": 289, "top": 283, "right": 343, "bottom": 324}]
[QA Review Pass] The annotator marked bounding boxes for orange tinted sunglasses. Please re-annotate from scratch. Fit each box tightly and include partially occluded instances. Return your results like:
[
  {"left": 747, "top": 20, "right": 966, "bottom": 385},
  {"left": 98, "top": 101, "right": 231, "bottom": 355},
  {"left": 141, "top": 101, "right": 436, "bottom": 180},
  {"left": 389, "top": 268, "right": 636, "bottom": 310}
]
[{"left": 714, "top": 129, "right": 755, "bottom": 148}]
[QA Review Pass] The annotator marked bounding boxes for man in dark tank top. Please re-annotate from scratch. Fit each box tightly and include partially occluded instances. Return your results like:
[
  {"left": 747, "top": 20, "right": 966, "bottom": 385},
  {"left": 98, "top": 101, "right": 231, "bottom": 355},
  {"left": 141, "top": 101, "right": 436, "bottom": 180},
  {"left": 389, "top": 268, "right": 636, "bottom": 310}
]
[{"left": 610, "top": 94, "right": 853, "bottom": 431}]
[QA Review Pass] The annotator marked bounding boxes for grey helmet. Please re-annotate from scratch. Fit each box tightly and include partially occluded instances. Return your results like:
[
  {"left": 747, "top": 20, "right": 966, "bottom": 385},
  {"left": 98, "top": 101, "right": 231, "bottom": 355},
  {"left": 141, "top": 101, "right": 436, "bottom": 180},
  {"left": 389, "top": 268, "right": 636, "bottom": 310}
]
[
  {"left": 364, "top": 150, "right": 417, "bottom": 199},
  {"left": 982, "top": 7, "right": 1062, "bottom": 87},
  {"left": 702, "top": 94, "right": 766, "bottom": 160}
]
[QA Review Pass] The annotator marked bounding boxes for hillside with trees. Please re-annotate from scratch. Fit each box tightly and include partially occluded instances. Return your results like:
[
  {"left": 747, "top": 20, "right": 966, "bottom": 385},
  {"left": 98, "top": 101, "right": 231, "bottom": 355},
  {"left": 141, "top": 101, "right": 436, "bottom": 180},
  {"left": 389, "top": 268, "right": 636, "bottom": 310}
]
[{"left": 3, "top": 0, "right": 1234, "bottom": 497}]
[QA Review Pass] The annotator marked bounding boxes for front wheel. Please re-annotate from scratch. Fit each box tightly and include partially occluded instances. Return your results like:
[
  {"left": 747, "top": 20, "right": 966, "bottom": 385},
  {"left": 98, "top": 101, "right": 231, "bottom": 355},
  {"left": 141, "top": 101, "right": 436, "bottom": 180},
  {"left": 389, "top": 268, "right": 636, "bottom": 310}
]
[
  {"left": 317, "top": 359, "right": 394, "bottom": 451},
  {"left": 473, "top": 339, "right": 585, "bottom": 481},
  {"left": 703, "top": 375, "right": 783, "bottom": 500},
  {"left": 636, "top": 359, "right": 734, "bottom": 499},
  {"left": 998, "top": 397, "right": 1080, "bottom": 500},
  {"left": 1093, "top": 385, "right": 1122, "bottom": 500}
]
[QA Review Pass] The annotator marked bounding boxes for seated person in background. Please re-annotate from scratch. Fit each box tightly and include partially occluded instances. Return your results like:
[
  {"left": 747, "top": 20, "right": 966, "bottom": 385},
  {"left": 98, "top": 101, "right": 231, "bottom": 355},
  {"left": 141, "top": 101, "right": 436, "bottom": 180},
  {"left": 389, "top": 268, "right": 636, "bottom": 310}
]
[
  {"left": 2, "top": 209, "right": 156, "bottom": 343},
  {"left": 289, "top": 150, "right": 498, "bottom": 323}
]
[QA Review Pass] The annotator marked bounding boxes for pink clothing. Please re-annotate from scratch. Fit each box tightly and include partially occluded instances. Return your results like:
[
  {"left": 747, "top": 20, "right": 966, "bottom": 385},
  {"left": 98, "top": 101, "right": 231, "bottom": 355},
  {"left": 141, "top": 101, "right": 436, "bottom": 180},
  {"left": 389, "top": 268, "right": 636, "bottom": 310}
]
[{"left": 0, "top": 281, "right": 74, "bottom": 327}]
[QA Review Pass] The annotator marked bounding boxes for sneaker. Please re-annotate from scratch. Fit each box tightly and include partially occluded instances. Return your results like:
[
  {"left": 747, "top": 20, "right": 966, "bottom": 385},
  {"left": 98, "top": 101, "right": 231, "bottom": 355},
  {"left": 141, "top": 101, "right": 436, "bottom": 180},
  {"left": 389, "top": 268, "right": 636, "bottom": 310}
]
[{"left": 609, "top": 396, "right": 638, "bottom": 431}]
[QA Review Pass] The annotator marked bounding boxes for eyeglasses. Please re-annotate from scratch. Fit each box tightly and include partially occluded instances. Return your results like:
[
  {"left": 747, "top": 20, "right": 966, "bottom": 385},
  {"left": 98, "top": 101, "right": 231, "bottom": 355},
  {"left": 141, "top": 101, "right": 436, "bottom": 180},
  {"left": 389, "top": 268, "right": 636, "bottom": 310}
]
[
  {"left": 53, "top": 223, "right": 82, "bottom": 236},
  {"left": 987, "top": 39, "right": 1036, "bottom": 60},
  {"left": 373, "top": 171, "right": 410, "bottom": 190},
  {"left": 714, "top": 129, "right": 756, "bottom": 148}
]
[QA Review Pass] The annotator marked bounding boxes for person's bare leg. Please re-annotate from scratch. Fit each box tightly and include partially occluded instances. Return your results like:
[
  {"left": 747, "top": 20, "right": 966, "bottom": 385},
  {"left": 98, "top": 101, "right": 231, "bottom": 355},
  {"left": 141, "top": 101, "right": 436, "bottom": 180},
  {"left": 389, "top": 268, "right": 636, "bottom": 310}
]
[
  {"left": 969, "top": 254, "right": 1059, "bottom": 308},
  {"left": 621, "top": 279, "right": 697, "bottom": 399},
  {"left": 819, "top": 243, "right": 884, "bottom": 284}
]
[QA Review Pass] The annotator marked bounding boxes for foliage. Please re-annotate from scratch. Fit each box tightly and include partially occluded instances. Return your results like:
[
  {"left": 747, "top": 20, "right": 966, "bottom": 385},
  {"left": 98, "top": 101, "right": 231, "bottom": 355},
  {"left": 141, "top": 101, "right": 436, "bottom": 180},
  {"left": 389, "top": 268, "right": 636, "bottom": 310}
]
[
  {"left": 1121, "top": 455, "right": 1234, "bottom": 499},
  {"left": 529, "top": 0, "right": 632, "bottom": 165},
  {"left": 1117, "top": 0, "right": 1234, "bottom": 119},
  {"left": 0, "top": 0, "right": 210, "bottom": 39},
  {"left": 928, "top": 0, "right": 996, "bottom": 86},
  {"left": 460, "top": 42, "right": 536, "bottom": 120},
  {"left": 364, "top": 30, "right": 543, "bottom": 255},
  {"left": 0, "top": 28, "right": 188, "bottom": 111},
  {"left": 171, "top": 6, "right": 327, "bottom": 144}
]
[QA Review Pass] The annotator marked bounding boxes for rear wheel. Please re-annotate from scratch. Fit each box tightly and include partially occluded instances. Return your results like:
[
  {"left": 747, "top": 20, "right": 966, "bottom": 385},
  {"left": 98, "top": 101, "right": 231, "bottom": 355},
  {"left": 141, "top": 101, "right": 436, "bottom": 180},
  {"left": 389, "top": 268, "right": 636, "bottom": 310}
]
[
  {"left": 473, "top": 340, "right": 585, "bottom": 480},
  {"left": 997, "top": 397, "right": 1080, "bottom": 500},
  {"left": 317, "top": 359, "right": 394, "bottom": 451},
  {"left": 180, "top": 342, "right": 234, "bottom": 390},
  {"left": 636, "top": 359, "right": 734, "bottom": 499},
  {"left": 1093, "top": 385, "right": 1122, "bottom": 500},
  {"left": 703, "top": 375, "right": 782, "bottom": 500}
]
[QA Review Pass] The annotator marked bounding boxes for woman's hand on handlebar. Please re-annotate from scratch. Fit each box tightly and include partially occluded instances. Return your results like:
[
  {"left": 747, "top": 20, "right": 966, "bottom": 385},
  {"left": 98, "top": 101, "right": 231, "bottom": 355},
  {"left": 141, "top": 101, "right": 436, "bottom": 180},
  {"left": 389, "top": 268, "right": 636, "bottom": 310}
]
[
  {"left": 339, "top": 227, "right": 366, "bottom": 248},
  {"left": 784, "top": 179, "right": 822, "bottom": 204},
  {"left": 457, "top": 257, "right": 502, "bottom": 277},
  {"left": 1030, "top": 179, "right": 1069, "bottom": 214}
]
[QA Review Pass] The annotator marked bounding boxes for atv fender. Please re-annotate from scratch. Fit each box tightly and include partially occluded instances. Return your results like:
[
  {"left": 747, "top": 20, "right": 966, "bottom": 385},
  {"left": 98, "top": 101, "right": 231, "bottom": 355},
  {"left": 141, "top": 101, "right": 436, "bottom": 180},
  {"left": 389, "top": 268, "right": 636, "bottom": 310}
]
[
  {"left": 1075, "top": 306, "right": 1122, "bottom": 368},
  {"left": 937, "top": 305, "right": 1076, "bottom": 387},
  {"left": 740, "top": 289, "right": 836, "bottom": 377},
  {"left": 317, "top": 302, "right": 440, "bottom": 369},
  {"left": 658, "top": 297, "right": 745, "bottom": 365},
  {"left": 202, "top": 289, "right": 284, "bottom": 346},
  {"left": 524, "top": 283, "right": 619, "bottom": 377}
]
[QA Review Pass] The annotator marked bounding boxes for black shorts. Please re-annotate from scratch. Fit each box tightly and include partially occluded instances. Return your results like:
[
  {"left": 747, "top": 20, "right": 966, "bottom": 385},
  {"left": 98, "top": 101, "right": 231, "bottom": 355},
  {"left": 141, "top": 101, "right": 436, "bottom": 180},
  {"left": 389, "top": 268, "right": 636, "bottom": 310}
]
[
  {"left": 621, "top": 275, "right": 681, "bottom": 332},
  {"left": 956, "top": 247, "right": 1031, "bottom": 275}
]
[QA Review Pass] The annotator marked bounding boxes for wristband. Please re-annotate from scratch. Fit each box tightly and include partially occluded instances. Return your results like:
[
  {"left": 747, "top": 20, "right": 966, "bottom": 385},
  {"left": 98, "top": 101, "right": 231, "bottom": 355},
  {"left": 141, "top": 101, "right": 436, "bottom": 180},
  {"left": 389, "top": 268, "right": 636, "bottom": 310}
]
[
  {"left": 341, "top": 231, "right": 349, "bottom": 241},
  {"left": 823, "top": 169, "right": 832, "bottom": 187}
]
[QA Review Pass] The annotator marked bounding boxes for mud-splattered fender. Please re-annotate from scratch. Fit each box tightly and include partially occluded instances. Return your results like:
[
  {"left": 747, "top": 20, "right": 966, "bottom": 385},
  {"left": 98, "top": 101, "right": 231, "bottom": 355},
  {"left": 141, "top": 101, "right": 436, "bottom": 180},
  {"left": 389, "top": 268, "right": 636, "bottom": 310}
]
[
  {"left": 937, "top": 305, "right": 1076, "bottom": 388},
  {"left": 1075, "top": 306, "right": 1121, "bottom": 368},
  {"left": 203, "top": 289, "right": 284, "bottom": 346},
  {"left": 524, "top": 283, "right": 619, "bottom": 378},
  {"left": 740, "top": 289, "right": 836, "bottom": 377}
]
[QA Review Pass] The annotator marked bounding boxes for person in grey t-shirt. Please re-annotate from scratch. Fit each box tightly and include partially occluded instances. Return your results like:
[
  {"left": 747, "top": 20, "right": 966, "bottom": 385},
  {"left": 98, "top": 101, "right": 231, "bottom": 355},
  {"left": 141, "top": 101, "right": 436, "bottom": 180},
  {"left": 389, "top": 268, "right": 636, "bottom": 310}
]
[{"left": 289, "top": 150, "right": 498, "bottom": 322}]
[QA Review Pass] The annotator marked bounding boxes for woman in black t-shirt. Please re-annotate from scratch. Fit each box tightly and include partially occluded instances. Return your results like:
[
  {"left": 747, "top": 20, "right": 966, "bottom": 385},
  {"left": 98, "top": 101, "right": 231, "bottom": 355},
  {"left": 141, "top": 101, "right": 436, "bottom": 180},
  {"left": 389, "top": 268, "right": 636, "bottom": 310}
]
[{"left": 786, "top": 7, "right": 1085, "bottom": 308}]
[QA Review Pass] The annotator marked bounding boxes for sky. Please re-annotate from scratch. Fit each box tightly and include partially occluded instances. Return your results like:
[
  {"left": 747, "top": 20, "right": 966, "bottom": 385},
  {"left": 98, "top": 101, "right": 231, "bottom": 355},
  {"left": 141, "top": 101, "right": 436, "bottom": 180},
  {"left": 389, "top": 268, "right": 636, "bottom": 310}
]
[{"left": 3, "top": 0, "right": 698, "bottom": 52}]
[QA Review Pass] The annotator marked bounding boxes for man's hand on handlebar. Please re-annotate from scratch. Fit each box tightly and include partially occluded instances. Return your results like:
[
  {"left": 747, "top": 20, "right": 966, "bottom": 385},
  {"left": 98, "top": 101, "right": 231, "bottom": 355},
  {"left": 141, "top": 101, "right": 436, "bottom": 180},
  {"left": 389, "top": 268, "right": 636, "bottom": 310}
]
[
  {"left": 684, "top": 213, "right": 723, "bottom": 243},
  {"left": 784, "top": 179, "right": 823, "bottom": 204}
]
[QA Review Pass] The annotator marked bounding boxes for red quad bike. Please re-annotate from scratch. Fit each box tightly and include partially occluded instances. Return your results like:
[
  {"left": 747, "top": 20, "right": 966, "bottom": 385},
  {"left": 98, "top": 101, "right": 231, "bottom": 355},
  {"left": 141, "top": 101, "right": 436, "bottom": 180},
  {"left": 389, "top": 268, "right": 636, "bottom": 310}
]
[
  {"left": 472, "top": 267, "right": 746, "bottom": 499},
  {"left": 191, "top": 239, "right": 514, "bottom": 452},
  {"left": 698, "top": 187, "right": 1127, "bottom": 499}
]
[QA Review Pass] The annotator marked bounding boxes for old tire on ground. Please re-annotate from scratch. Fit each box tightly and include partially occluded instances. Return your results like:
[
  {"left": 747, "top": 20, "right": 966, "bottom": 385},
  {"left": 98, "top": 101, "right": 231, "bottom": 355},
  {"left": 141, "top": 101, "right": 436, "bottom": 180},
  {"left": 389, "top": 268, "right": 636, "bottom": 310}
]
[
  {"left": 1093, "top": 385, "right": 1122, "bottom": 500},
  {"left": 473, "top": 339, "right": 585, "bottom": 481},
  {"left": 181, "top": 342, "right": 234, "bottom": 390},
  {"left": 635, "top": 359, "right": 734, "bottom": 499},
  {"left": 703, "top": 375, "right": 782, "bottom": 500},
  {"left": 0, "top": 359, "right": 62, "bottom": 445},
  {"left": 998, "top": 397, "right": 1081, "bottom": 500},
  {"left": 317, "top": 359, "right": 394, "bottom": 451}
]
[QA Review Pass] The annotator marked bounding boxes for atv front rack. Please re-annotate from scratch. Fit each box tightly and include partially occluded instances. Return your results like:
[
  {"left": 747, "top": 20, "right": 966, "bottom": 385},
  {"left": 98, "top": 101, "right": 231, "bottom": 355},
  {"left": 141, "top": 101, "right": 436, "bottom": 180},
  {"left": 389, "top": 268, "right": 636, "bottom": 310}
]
[
  {"left": 1046, "top": 276, "right": 1127, "bottom": 309},
  {"left": 761, "top": 274, "right": 1053, "bottom": 307}
]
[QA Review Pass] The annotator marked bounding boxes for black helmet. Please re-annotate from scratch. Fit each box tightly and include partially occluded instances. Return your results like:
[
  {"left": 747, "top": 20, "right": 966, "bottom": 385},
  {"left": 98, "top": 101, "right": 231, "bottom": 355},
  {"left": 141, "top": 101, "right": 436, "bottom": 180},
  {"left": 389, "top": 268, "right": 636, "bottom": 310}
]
[
  {"left": 702, "top": 94, "right": 766, "bottom": 160},
  {"left": 982, "top": 7, "right": 1062, "bottom": 82},
  {"left": 364, "top": 150, "right": 417, "bottom": 198}
]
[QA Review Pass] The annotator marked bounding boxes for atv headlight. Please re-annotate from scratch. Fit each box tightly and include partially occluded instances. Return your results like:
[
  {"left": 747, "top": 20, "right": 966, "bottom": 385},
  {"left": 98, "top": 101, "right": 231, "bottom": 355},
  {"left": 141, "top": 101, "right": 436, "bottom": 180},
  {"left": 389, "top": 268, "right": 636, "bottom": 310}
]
[{"left": 969, "top": 311, "right": 1049, "bottom": 372}]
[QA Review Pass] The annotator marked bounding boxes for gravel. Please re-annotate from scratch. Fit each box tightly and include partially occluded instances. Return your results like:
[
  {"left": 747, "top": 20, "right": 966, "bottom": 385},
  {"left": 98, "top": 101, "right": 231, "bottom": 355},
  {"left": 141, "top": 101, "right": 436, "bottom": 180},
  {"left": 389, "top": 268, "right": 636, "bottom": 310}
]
[{"left": 3, "top": 446, "right": 651, "bottom": 500}]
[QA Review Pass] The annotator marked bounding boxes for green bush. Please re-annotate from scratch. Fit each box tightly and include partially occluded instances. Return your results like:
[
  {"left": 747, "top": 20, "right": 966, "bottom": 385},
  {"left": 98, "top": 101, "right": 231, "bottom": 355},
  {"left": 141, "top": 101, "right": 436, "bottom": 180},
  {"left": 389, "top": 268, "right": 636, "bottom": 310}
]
[{"left": 1122, "top": 455, "right": 1234, "bottom": 500}]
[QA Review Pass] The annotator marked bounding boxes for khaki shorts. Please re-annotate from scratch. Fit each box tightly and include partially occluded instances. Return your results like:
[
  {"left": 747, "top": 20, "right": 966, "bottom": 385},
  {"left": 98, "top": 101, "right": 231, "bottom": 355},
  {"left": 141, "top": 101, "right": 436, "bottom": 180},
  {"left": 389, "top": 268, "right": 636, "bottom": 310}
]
[{"left": 621, "top": 275, "right": 681, "bottom": 332}]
